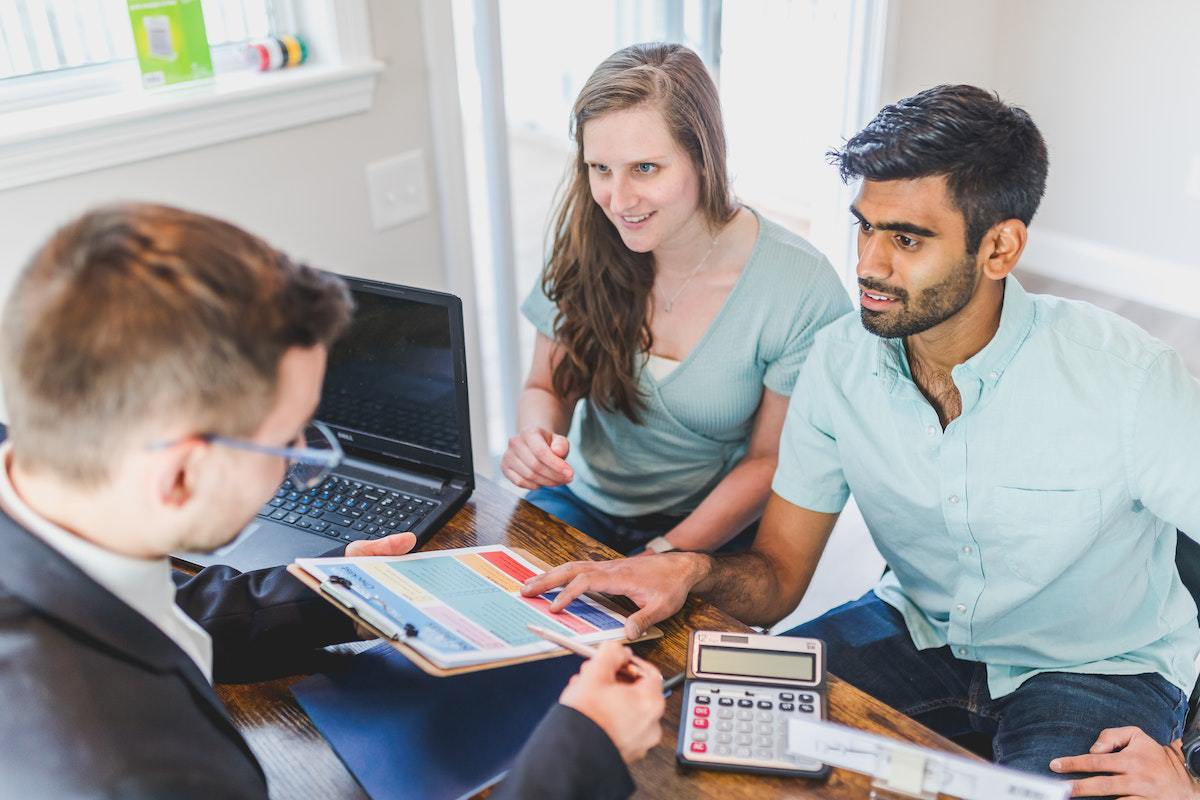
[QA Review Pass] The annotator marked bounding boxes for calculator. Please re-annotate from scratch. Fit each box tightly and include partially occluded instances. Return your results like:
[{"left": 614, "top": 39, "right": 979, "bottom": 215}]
[{"left": 675, "top": 630, "right": 829, "bottom": 779}]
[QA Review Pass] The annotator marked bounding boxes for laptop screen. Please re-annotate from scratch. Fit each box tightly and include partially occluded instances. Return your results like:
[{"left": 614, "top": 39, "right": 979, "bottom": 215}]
[{"left": 317, "top": 283, "right": 469, "bottom": 471}]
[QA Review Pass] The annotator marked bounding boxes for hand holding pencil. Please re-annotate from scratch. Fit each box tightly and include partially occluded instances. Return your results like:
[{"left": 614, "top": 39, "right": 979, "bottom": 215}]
[{"left": 555, "top": 639, "right": 666, "bottom": 766}]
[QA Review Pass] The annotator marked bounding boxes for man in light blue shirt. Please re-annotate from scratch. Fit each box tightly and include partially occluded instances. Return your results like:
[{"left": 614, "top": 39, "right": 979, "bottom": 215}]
[{"left": 526, "top": 85, "right": 1200, "bottom": 784}]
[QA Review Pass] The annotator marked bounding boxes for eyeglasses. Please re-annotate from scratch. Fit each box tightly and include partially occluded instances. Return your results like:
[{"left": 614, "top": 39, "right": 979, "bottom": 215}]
[{"left": 152, "top": 420, "right": 344, "bottom": 489}]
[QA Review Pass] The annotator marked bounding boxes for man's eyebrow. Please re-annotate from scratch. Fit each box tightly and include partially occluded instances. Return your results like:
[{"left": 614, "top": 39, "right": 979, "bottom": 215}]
[{"left": 849, "top": 205, "right": 938, "bottom": 238}]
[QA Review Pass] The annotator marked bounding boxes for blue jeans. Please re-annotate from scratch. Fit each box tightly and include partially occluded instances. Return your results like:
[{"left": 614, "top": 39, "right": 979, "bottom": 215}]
[
  {"left": 785, "top": 592, "right": 1187, "bottom": 788},
  {"left": 524, "top": 484, "right": 758, "bottom": 555}
]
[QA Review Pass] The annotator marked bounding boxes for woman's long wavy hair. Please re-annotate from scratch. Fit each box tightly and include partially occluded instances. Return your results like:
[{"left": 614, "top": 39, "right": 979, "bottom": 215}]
[{"left": 544, "top": 42, "right": 736, "bottom": 422}]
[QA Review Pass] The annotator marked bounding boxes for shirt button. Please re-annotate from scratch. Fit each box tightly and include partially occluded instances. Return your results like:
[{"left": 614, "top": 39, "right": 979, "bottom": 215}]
[
  {"left": 962, "top": 545, "right": 973, "bottom": 555},
  {"left": 926, "top": 425, "right": 936, "bottom": 435},
  {"left": 957, "top": 647, "right": 968, "bottom": 657},
  {"left": 956, "top": 604, "right": 967, "bottom": 614},
  {"left": 948, "top": 494, "right": 960, "bottom": 504},
  {"left": 988, "top": 370, "right": 999, "bottom": 381}
]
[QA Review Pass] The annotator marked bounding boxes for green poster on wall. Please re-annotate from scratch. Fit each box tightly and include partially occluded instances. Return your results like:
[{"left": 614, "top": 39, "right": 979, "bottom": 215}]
[{"left": 127, "top": 0, "right": 214, "bottom": 88}]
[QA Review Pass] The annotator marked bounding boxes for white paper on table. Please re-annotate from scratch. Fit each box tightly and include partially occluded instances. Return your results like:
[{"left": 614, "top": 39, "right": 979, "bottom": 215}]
[{"left": 788, "top": 717, "right": 1070, "bottom": 800}]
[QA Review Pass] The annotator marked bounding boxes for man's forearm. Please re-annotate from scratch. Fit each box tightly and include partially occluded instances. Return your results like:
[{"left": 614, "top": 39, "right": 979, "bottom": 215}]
[{"left": 689, "top": 549, "right": 802, "bottom": 627}]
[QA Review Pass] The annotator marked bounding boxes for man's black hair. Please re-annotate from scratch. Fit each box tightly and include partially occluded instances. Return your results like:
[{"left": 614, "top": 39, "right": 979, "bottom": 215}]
[{"left": 829, "top": 84, "right": 1049, "bottom": 254}]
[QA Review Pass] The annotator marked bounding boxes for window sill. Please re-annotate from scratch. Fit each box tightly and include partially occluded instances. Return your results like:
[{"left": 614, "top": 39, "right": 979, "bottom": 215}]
[{"left": 0, "top": 61, "right": 384, "bottom": 191}]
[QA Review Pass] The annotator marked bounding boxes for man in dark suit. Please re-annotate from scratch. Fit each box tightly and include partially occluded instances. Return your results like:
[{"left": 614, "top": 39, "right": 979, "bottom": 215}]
[{"left": 0, "top": 204, "right": 662, "bottom": 799}]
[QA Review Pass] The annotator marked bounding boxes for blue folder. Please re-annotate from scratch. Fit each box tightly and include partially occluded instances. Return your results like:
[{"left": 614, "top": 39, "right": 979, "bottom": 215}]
[{"left": 292, "top": 643, "right": 583, "bottom": 800}]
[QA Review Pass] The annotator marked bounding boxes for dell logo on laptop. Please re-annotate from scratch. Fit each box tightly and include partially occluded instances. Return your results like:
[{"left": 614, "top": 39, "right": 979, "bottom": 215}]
[{"left": 336, "top": 432, "right": 354, "bottom": 442}]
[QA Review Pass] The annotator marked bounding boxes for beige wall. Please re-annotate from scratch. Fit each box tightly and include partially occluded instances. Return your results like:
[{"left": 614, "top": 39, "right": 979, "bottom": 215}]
[
  {"left": 992, "top": 0, "right": 1199, "bottom": 265},
  {"left": 0, "top": 0, "right": 445, "bottom": 423},
  {"left": 881, "top": 0, "right": 1198, "bottom": 273}
]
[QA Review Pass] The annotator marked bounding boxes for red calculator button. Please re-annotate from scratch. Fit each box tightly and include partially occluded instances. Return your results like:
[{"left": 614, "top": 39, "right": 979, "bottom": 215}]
[
  {"left": 692, "top": 718, "right": 709, "bottom": 729},
  {"left": 694, "top": 706, "right": 710, "bottom": 717},
  {"left": 690, "top": 742, "right": 707, "bottom": 753}
]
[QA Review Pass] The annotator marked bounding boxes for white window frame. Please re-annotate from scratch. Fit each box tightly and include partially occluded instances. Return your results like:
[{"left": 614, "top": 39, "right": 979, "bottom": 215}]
[{"left": 0, "top": 0, "right": 383, "bottom": 192}]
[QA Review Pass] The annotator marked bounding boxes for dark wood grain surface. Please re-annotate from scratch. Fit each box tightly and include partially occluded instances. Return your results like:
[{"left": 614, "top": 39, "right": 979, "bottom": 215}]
[{"left": 217, "top": 476, "right": 973, "bottom": 799}]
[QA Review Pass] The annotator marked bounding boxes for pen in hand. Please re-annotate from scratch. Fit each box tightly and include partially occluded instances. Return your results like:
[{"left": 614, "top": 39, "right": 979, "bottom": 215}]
[
  {"left": 526, "top": 624, "right": 686, "bottom": 694},
  {"left": 527, "top": 624, "right": 645, "bottom": 682}
]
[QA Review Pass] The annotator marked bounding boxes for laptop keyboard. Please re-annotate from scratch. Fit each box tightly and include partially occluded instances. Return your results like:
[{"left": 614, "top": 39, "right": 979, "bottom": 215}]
[{"left": 256, "top": 475, "right": 440, "bottom": 545}]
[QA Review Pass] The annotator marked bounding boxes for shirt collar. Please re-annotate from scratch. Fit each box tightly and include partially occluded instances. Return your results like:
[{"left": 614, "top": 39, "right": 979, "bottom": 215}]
[
  {"left": 0, "top": 443, "right": 211, "bottom": 680},
  {"left": 874, "top": 275, "right": 1037, "bottom": 392}
]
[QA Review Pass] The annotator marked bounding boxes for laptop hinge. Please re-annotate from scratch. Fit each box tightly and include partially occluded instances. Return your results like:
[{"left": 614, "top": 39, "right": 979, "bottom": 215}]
[{"left": 339, "top": 456, "right": 449, "bottom": 496}]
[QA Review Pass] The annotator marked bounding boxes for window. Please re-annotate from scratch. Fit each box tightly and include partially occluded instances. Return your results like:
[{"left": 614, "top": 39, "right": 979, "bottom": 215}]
[
  {"left": 0, "top": 0, "right": 381, "bottom": 192},
  {"left": 0, "top": 0, "right": 287, "bottom": 80}
]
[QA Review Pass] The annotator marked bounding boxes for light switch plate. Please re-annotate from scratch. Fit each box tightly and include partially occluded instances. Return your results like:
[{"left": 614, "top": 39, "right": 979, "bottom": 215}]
[{"left": 366, "top": 150, "right": 429, "bottom": 231}]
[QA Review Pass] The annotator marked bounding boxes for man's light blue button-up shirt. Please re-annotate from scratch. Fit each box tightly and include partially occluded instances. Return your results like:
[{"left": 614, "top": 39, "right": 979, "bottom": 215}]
[{"left": 773, "top": 276, "right": 1200, "bottom": 698}]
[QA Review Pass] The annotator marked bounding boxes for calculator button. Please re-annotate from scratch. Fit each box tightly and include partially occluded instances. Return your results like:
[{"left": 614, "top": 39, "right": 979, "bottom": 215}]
[
  {"left": 717, "top": 745, "right": 732, "bottom": 755},
  {"left": 757, "top": 748, "right": 774, "bottom": 760},
  {"left": 718, "top": 697, "right": 734, "bottom": 706},
  {"left": 737, "top": 722, "right": 753, "bottom": 734},
  {"left": 692, "top": 718, "right": 709, "bottom": 729},
  {"left": 736, "top": 710, "right": 753, "bottom": 721},
  {"left": 757, "top": 736, "right": 773, "bottom": 748},
  {"left": 695, "top": 695, "right": 711, "bottom": 705},
  {"left": 779, "top": 692, "right": 795, "bottom": 701},
  {"left": 717, "top": 709, "right": 733, "bottom": 719},
  {"left": 780, "top": 702, "right": 794, "bottom": 711},
  {"left": 737, "top": 747, "right": 752, "bottom": 758},
  {"left": 694, "top": 706, "right": 710, "bottom": 718},
  {"left": 800, "top": 703, "right": 814, "bottom": 713},
  {"left": 717, "top": 721, "right": 733, "bottom": 732},
  {"left": 690, "top": 742, "right": 707, "bottom": 754},
  {"left": 737, "top": 699, "right": 753, "bottom": 708},
  {"left": 692, "top": 731, "right": 708, "bottom": 742},
  {"left": 737, "top": 734, "right": 753, "bottom": 746},
  {"left": 800, "top": 693, "right": 814, "bottom": 703},
  {"left": 757, "top": 700, "right": 773, "bottom": 710},
  {"left": 757, "top": 711, "right": 773, "bottom": 722},
  {"left": 758, "top": 723, "right": 773, "bottom": 735},
  {"left": 717, "top": 733, "right": 732, "bottom": 744}
]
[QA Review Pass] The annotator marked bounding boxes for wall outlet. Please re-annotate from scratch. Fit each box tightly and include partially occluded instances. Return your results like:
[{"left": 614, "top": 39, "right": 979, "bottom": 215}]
[
  {"left": 1188, "top": 155, "right": 1200, "bottom": 201},
  {"left": 366, "top": 150, "right": 430, "bottom": 231}
]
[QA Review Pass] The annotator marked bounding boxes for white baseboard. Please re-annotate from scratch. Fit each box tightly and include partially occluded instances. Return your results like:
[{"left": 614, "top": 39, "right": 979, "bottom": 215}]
[{"left": 1021, "top": 230, "right": 1200, "bottom": 321}]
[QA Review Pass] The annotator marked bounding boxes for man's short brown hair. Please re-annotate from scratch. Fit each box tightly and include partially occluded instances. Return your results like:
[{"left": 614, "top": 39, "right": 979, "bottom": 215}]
[{"left": 0, "top": 203, "right": 353, "bottom": 485}]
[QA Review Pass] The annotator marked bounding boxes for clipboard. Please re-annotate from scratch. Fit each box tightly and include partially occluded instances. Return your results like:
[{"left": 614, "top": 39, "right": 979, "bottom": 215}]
[{"left": 287, "top": 547, "right": 662, "bottom": 677}]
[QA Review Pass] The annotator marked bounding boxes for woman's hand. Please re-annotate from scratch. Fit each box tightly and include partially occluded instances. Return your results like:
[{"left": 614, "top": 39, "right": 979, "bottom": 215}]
[{"left": 501, "top": 425, "right": 574, "bottom": 490}]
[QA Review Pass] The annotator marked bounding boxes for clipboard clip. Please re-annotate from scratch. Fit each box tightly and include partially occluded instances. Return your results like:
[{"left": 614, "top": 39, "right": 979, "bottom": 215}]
[
  {"left": 869, "top": 746, "right": 935, "bottom": 800},
  {"left": 321, "top": 574, "right": 419, "bottom": 641}
]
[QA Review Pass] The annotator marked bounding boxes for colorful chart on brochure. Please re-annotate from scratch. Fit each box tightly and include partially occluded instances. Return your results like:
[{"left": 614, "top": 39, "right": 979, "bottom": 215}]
[{"left": 295, "top": 545, "right": 628, "bottom": 668}]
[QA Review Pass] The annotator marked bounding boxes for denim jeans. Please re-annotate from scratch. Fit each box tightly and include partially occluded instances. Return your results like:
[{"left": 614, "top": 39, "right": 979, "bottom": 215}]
[
  {"left": 784, "top": 591, "right": 1188, "bottom": 790},
  {"left": 524, "top": 484, "right": 758, "bottom": 555}
]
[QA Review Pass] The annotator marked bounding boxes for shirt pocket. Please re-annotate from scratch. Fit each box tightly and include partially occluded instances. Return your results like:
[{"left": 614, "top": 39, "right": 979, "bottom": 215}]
[{"left": 988, "top": 486, "right": 1102, "bottom": 585}]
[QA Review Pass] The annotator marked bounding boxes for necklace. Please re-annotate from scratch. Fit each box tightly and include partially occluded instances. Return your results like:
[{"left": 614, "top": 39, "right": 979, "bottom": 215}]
[{"left": 658, "top": 234, "right": 719, "bottom": 313}]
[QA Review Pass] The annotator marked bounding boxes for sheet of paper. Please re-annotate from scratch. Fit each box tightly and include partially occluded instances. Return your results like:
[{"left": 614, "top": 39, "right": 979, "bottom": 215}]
[
  {"left": 787, "top": 717, "right": 1070, "bottom": 800},
  {"left": 296, "top": 545, "right": 629, "bottom": 668}
]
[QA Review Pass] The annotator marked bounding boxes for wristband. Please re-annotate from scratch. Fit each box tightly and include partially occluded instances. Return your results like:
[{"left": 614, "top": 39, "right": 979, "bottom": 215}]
[{"left": 645, "top": 536, "right": 677, "bottom": 554}]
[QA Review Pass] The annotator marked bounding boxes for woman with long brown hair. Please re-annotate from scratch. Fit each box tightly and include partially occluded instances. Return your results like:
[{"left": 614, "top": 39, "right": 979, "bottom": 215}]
[{"left": 502, "top": 42, "right": 849, "bottom": 555}]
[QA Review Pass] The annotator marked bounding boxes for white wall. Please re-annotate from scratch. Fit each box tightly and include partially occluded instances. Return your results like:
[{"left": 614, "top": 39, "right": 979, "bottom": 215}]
[
  {"left": 0, "top": 1, "right": 484, "bottom": 440},
  {"left": 882, "top": 0, "right": 1003, "bottom": 102},
  {"left": 993, "top": 0, "right": 1199, "bottom": 267},
  {"left": 881, "top": 0, "right": 1200, "bottom": 316}
]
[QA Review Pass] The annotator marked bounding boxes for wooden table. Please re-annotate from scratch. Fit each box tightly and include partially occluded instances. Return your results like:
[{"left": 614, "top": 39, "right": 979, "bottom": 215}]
[{"left": 217, "top": 476, "right": 971, "bottom": 799}]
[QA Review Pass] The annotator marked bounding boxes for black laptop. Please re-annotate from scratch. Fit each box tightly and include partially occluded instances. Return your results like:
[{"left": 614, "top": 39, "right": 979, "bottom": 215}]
[{"left": 174, "top": 276, "right": 474, "bottom": 573}]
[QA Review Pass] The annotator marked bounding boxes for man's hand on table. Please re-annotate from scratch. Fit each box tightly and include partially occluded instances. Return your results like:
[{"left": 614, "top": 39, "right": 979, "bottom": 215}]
[
  {"left": 559, "top": 640, "right": 665, "bottom": 765},
  {"left": 521, "top": 551, "right": 710, "bottom": 639},
  {"left": 1051, "top": 726, "right": 1200, "bottom": 799}
]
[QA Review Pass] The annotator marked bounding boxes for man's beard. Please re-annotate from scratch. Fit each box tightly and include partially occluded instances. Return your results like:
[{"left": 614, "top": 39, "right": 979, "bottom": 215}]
[{"left": 860, "top": 254, "right": 978, "bottom": 339}]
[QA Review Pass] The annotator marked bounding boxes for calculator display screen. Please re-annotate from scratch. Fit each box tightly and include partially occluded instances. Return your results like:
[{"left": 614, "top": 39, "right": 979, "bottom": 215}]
[{"left": 698, "top": 646, "right": 815, "bottom": 682}]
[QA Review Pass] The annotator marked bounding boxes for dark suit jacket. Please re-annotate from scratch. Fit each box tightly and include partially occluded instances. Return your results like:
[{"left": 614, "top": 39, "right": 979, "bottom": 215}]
[{"left": 0, "top": 501, "right": 633, "bottom": 798}]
